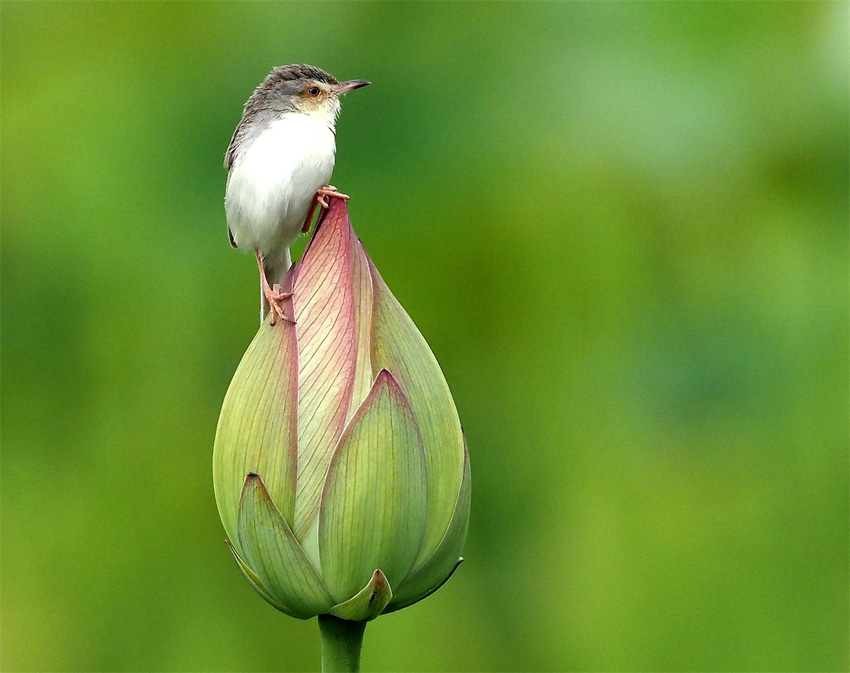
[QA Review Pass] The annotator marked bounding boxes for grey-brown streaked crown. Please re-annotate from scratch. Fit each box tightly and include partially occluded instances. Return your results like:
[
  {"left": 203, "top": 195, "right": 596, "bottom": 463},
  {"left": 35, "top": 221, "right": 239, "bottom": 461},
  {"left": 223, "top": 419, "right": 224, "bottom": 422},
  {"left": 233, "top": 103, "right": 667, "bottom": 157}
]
[
  {"left": 246, "top": 64, "right": 338, "bottom": 108},
  {"left": 266, "top": 64, "right": 338, "bottom": 87}
]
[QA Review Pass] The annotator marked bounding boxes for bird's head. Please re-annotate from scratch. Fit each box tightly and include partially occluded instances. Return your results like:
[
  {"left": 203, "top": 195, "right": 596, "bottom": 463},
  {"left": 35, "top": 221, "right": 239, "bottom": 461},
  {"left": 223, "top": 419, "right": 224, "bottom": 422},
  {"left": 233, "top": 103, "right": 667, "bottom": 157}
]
[{"left": 252, "top": 64, "right": 370, "bottom": 126}]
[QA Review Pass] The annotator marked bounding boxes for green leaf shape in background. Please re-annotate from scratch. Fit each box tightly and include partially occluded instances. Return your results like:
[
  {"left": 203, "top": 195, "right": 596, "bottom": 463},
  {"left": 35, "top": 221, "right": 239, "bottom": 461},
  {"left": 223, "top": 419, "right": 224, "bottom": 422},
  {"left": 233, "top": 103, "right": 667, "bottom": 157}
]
[
  {"left": 367, "top": 254, "right": 466, "bottom": 566},
  {"left": 237, "top": 474, "right": 334, "bottom": 619},
  {"left": 328, "top": 569, "right": 393, "bottom": 622},
  {"left": 318, "top": 370, "right": 428, "bottom": 603}
]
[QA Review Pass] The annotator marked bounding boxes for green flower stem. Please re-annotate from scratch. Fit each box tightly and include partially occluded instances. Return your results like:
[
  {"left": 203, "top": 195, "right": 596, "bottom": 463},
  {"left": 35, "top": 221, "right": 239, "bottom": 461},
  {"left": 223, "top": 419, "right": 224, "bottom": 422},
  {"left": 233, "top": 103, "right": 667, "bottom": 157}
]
[{"left": 318, "top": 614, "right": 367, "bottom": 672}]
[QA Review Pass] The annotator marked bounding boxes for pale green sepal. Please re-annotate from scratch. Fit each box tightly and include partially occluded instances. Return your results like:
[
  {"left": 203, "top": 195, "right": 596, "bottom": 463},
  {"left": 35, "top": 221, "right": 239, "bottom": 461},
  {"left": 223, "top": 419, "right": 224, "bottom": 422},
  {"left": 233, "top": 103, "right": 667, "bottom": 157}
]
[
  {"left": 238, "top": 474, "right": 335, "bottom": 619},
  {"left": 328, "top": 569, "right": 393, "bottom": 622},
  {"left": 385, "top": 559, "right": 463, "bottom": 614},
  {"left": 367, "top": 256, "right": 465, "bottom": 565},
  {"left": 225, "top": 539, "right": 292, "bottom": 613},
  {"left": 319, "top": 370, "right": 428, "bottom": 603},
  {"left": 386, "top": 438, "right": 470, "bottom": 612}
]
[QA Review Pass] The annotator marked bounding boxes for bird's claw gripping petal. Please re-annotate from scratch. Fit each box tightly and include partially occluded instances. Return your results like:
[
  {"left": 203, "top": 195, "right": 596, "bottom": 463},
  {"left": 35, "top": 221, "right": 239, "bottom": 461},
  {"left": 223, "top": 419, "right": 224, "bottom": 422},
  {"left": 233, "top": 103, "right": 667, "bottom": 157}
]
[
  {"left": 257, "top": 250, "right": 296, "bottom": 326},
  {"left": 265, "top": 285, "right": 295, "bottom": 326},
  {"left": 316, "top": 185, "right": 350, "bottom": 209},
  {"left": 301, "top": 186, "right": 349, "bottom": 234}
]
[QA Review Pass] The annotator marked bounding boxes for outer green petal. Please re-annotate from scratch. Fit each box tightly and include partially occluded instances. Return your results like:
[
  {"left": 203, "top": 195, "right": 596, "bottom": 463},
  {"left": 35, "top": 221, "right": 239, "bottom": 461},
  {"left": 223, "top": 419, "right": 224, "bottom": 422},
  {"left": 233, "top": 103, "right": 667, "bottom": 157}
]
[
  {"left": 292, "top": 200, "right": 358, "bottom": 540},
  {"left": 367, "top": 256, "right": 465, "bottom": 564},
  {"left": 350, "top": 237, "right": 375, "bottom": 417},
  {"left": 213, "top": 273, "right": 299, "bottom": 547},
  {"left": 387, "top": 438, "right": 471, "bottom": 612},
  {"left": 319, "top": 370, "right": 427, "bottom": 603},
  {"left": 238, "top": 474, "right": 334, "bottom": 619},
  {"left": 328, "top": 569, "right": 393, "bottom": 622}
]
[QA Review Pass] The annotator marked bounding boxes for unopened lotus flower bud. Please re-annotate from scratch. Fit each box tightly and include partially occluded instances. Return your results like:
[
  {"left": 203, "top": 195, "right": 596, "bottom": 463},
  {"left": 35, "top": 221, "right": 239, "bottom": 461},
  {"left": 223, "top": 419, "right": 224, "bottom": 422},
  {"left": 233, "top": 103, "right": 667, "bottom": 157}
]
[{"left": 213, "top": 198, "right": 470, "bottom": 623}]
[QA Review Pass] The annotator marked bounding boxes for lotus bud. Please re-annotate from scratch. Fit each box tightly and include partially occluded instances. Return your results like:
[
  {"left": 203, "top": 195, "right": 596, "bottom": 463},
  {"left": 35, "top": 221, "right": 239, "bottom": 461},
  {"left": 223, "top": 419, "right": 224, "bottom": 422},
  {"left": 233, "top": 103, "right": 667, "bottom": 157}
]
[{"left": 213, "top": 198, "right": 470, "bottom": 626}]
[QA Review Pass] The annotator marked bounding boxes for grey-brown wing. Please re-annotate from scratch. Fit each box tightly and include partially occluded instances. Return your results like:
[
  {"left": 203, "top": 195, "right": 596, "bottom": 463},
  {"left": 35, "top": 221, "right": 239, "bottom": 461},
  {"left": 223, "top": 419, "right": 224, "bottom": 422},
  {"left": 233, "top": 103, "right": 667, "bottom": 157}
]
[
  {"left": 224, "top": 116, "right": 246, "bottom": 172},
  {"left": 224, "top": 117, "right": 247, "bottom": 248}
]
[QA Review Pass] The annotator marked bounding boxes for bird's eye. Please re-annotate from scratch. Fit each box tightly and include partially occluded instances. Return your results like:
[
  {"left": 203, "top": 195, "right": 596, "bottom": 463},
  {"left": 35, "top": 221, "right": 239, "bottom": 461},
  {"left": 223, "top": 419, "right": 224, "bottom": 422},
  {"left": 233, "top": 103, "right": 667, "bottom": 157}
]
[{"left": 308, "top": 86, "right": 320, "bottom": 97}]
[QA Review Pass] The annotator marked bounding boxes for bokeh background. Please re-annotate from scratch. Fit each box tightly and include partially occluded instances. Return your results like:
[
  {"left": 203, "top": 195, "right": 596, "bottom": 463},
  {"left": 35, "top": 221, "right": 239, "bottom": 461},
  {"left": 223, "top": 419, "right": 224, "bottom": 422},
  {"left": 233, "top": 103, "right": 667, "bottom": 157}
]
[{"left": 2, "top": 2, "right": 847, "bottom": 671}]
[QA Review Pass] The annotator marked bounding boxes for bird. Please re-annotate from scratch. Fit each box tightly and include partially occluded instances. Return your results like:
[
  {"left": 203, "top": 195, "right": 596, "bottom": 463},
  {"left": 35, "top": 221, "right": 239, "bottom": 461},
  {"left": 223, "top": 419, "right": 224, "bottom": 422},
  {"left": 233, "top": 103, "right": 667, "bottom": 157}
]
[{"left": 224, "top": 64, "right": 370, "bottom": 325}]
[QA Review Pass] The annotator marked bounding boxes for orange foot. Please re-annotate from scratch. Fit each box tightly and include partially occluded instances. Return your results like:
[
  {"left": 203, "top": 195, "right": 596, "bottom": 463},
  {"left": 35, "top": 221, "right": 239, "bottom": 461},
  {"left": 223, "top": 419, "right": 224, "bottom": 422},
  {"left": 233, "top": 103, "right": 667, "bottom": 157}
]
[
  {"left": 301, "top": 185, "right": 351, "bottom": 234},
  {"left": 256, "top": 252, "right": 295, "bottom": 326},
  {"left": 264, "top": 283, "right": 294, "bottom": 326}
]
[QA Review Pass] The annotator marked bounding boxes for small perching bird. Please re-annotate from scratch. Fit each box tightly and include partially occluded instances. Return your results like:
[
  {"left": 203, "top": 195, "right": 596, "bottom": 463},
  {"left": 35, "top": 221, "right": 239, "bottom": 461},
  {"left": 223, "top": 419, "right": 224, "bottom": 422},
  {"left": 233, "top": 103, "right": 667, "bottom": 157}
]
[{"left": 224, "top": 64, "right": 370, "bottom": 324}]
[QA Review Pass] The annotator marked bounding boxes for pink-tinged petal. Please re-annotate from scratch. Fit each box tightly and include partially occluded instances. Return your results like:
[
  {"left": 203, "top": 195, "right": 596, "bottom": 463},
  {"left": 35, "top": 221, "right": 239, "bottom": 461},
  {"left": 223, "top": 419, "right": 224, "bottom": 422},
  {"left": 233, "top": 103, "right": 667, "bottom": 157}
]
[
  {"left": 367, "top": 256, "right": 466, "bottom": 566},
  {"left": 291, "top": 199, "right": 358, "bottom": 540},
  {"left": 213, "top": 269, "right": 299, "bottom": 545}
]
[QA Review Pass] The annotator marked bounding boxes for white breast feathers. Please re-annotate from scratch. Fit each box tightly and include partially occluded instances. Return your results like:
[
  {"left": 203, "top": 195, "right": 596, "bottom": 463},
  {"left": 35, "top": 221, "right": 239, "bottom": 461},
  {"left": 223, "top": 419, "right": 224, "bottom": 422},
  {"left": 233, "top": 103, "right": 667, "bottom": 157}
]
[{"left": 225, "top": 114, "right": 337, "bottom": 256}]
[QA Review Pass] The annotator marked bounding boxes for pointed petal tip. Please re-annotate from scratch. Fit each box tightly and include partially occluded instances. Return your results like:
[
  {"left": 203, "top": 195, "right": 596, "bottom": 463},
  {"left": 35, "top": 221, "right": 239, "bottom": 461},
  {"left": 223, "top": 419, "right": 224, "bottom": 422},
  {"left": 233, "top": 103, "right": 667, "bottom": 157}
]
[
  {"left": 327, "top": 568, "right": 394, "bottom": 621},
  {"left": 240, "top": 472, "right": 265, "bottom": 498},
  {"left": 374, "top": 368, "right": 410, "bottom": 401},
  {"left": 374, "top": 368, "right": 396, "bottom": 387},
  {"left": 314, "top": 193, "right": 351, "bottom": 233},
  {"left": 369, "top": 568, "right": 390, "bottom": 593}
]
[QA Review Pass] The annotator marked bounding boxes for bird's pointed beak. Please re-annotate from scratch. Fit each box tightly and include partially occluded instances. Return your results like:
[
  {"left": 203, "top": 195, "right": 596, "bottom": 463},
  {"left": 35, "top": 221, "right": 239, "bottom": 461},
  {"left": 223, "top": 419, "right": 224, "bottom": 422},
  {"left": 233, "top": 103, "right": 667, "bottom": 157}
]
[{"left": 334, "top": 79, "right": 371, "bottom": 95}]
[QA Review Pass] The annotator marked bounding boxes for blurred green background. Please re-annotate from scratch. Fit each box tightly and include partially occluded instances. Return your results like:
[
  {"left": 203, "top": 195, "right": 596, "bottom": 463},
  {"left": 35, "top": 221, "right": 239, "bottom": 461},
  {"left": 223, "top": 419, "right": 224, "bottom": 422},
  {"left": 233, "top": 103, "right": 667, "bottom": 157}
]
[{"left": 2, "top": 2, "right": 847, "bottom": 671}]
